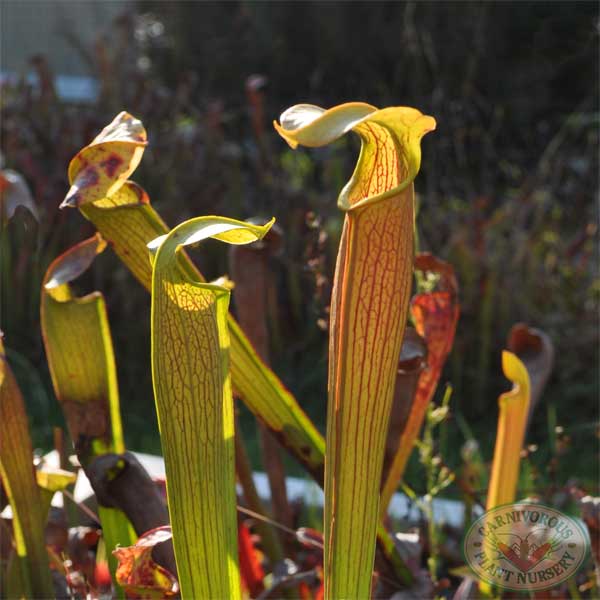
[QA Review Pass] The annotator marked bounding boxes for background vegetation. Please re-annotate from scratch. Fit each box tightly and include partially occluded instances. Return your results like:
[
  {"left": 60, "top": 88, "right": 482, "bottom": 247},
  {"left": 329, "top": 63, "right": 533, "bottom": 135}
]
[{"left": 2, "top": 1, "right": 598, "bottom": 491}]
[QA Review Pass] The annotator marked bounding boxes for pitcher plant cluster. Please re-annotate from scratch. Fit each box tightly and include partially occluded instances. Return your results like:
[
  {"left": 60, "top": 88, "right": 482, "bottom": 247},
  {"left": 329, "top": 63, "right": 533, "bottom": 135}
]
[{"left": 1, "top": 103, "right": 545, "bottom": 600}]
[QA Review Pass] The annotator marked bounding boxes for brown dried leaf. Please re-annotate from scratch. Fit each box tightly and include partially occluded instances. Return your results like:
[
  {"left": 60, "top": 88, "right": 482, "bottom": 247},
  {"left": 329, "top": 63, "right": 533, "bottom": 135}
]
[
  {"left": 507, "top": 323, "right": 555, "bottom": 422},
  {"left": 112, "top": 526, "right": 179, "bottom": 599},
  {"left": 382, "top": 328, "right": 427, "bottom": 484},
  {"left": 381, "top": 254, "right": 459, "bottom": 512}
]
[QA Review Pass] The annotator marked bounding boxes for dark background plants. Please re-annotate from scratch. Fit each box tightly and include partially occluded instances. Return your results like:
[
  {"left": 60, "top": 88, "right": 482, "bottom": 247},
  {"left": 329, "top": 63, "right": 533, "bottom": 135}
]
[{"left": 1, "top": 1, "right": 598, "bottom": 492}]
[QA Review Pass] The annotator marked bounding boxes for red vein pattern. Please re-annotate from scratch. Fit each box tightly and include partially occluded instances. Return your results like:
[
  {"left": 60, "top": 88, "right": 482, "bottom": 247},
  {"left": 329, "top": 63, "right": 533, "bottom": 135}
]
[
  {"left": 274, "top": 102, "right": 435, "bottom": 597},
  {"left": 325, "top": 117, "right": 415, "bottom": 598},
  {"left": 326, "top": 191, "right": 414, "bottom": 597}
]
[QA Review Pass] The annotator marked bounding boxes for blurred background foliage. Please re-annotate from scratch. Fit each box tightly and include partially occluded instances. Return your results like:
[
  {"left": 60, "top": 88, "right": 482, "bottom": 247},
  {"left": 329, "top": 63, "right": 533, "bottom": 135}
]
[{"left": 1, "top": 1, "right": 598, "bottom": 490}]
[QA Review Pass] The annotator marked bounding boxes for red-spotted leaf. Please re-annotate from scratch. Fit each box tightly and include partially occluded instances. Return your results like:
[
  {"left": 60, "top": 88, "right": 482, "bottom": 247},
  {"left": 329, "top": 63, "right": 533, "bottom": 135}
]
[{"left": 62, "top": 112, "right": 147, "bottom": 208}]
